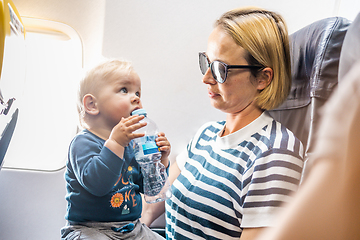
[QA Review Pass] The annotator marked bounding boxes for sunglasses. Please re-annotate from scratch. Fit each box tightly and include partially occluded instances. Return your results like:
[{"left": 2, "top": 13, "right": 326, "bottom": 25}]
[{"left": 198, "top": 52, "right": 263, "bottom": 83}]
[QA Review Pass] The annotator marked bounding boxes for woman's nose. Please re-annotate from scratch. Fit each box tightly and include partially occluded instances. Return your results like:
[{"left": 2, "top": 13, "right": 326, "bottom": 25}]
[{"left": 202, "top": 68, "right": 217, "bottom": 85}]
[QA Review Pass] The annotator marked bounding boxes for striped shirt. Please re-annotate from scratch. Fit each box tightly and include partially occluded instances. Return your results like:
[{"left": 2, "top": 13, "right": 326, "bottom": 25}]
[{"left": 165, "top": 112, "right": 304, "bottom": 240}]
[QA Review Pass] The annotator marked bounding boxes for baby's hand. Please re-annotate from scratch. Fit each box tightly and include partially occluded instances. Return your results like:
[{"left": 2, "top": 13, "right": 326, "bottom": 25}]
[
  {"left": 155, "top": 132, "right": 171, "bottom": 167},
  {"left": 109, "top": 115, "right": 146, "bottom": 147}
]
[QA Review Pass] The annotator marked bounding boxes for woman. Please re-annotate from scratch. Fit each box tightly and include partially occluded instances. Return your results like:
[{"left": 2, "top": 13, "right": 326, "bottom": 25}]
[{"left": 142, "top": 7, "right": 304, "bottom": 240}]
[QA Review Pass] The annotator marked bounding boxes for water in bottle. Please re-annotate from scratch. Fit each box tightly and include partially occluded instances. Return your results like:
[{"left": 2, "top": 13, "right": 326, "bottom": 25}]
[{"left": 131, "top": 109, "right": 171, "bottom": 203}]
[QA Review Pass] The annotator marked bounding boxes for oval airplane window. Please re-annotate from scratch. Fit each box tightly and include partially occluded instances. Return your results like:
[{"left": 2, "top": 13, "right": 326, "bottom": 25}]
[{"left": 2, "top": 18, "right": 82, "bottom": 171}]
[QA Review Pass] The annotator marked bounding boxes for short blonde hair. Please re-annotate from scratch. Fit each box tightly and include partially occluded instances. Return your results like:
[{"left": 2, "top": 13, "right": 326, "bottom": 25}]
[
  {"left": 216, "top": 7, "right": 291, "bottom": 110},
  {"left": 77, "top": 59, "right": 133, "bottom": 127}
]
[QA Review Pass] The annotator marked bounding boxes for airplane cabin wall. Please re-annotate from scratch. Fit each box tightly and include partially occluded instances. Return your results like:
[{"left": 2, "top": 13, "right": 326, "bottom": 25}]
[
  {"left": 10, "top": 0, "right": 360, "bottom": 161},
  {"left": 0, "top": 0, "right": 358, "bottom": 239}
]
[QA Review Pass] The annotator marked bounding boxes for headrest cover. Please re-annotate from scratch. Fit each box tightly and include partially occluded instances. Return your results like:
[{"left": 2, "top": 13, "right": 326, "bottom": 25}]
[
  {"left": 275, "top": 17, "right": 350, "bottom": 110},
  {"left": 339, "top": 12, "right": 360, "bottom": 80}
]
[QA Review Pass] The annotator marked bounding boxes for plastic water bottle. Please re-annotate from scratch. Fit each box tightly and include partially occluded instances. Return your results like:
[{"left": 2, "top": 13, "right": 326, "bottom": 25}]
[{"left": 131, "top": 109, "right": 171, "bottom": 203}]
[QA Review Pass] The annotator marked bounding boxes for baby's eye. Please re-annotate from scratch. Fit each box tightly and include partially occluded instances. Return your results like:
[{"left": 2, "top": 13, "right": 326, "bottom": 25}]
[
  {"left": 120, "top": 87, "right": 128, "bottom": 93},
  {"left": 135, "top": 91, "right": 141, "bottom": 97}
]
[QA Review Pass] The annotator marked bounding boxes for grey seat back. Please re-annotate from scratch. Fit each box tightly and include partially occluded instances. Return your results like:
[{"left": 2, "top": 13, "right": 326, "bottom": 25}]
[
  {"left": 268, "top": 17, "right": 350, "bottom": 177},
  {"left": 339, "top": 12, "right": 360, "bottom": 80}
]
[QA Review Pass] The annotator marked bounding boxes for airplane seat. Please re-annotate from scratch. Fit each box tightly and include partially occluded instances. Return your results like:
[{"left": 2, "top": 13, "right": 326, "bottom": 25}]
[
  {"left": 339, "top": 12, "right": 360, "bottom": 81},
  {"left": 268, "top": 16, "right": 351, "bottom": 180}
]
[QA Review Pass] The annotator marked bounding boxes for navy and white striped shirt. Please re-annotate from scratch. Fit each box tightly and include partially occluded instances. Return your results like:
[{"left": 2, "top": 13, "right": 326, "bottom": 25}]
[{"left": 165, "top": 112, "right": 304, "bottom": 240}]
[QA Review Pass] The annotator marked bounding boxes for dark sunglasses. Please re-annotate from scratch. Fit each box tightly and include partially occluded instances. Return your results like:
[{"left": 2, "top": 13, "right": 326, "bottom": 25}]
[{"left": 198, "top": 52, "right": 263, "bottom": 83}]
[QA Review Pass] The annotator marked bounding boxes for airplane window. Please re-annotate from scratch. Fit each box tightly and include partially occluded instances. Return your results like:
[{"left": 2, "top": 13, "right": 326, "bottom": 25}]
[{"left": 2, "top": 18, "right": 82, "bottom": 171}]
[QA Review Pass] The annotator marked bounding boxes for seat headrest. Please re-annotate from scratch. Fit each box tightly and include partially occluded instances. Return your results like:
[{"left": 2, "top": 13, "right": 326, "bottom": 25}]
[
  {"left": 275, "top": 17, "right": 350, "bottom": 110},
  {"left": 339, "top": 12, "right": 360, "bottom": 80}
]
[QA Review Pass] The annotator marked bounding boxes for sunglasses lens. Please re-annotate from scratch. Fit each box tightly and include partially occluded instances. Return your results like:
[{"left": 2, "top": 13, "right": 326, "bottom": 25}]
[
  {"left": 211, "top": 61, "right": 226, "bottom": 83},
  {"left": 199, "top": 53, "right": 209, "bottom": 75},
  {"left": 199, "top": 53, "right": 227, "bottom": 83}
]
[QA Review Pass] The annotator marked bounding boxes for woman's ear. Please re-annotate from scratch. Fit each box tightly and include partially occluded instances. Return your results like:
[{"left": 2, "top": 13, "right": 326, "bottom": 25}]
[
  {"left": 256, "top": 67, "right": 273, "bottom": 91},
  {"left": 83, "top": 94, "right": 99, "bottom": 115}
]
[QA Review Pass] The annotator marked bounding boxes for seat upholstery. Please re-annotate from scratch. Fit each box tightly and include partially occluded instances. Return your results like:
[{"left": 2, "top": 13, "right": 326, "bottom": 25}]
[
  {"left": 339, "top": 12, "right": 360, "bottom": 80},
  {"left": 268, "top": 17, "right": 350, "bottom": 178}
]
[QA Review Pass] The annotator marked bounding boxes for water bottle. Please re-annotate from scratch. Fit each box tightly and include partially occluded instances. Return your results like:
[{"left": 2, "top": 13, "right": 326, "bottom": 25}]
[{"left": 131, "top": 109, "right": 171, "bottom": 203}]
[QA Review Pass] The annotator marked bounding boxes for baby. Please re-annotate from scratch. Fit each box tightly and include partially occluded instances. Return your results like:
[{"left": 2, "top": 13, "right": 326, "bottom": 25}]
[{"left": 61, "top": 59, "right": 170, "bottom": 240}]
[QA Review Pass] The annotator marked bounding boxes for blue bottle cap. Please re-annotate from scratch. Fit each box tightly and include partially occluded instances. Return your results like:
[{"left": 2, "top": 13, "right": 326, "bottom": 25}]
[{"left": 131, "top": 108, "right": 147, "bottom": 116}]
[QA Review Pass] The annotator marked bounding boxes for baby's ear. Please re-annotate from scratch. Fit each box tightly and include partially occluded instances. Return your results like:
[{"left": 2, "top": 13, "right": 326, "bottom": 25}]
[
  {"left": 83, "top": 94, "right": 99, "bottom": 115},
  {"left": 256, "top": 67, "right": 273, "bottom": 91}
]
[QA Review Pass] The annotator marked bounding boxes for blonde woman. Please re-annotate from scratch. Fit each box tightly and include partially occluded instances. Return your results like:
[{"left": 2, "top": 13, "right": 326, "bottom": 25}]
[
  {"left": 142, "top": 7, "right": 304, "bottom": 240},
  {"left": 166, "top": 8, "right": 303, "bottom": 240}
]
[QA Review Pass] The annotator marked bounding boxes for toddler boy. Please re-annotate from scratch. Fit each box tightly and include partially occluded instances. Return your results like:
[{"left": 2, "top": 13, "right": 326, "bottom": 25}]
[{"left": 61, "top": 59, "right": 170, "bottom": 240}]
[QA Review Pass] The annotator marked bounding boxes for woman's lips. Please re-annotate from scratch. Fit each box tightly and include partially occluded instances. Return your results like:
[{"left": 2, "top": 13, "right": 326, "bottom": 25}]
[{"left": 208, "top": 89, "right": 220, "bottom": 98}]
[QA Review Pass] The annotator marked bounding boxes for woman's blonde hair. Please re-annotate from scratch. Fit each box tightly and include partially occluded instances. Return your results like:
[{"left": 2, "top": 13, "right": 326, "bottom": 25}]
[
  {"left": 216, "top": 7, "right": 291, "bottom": 110},
  {"left": 77, "top": 59, "right": 133, "bottom": 127}
]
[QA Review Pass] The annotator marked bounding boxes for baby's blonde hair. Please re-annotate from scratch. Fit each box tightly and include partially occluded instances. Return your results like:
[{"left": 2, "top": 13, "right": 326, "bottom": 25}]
[{"left": 77, "top": 59, "right": 133, "bottom": 128}]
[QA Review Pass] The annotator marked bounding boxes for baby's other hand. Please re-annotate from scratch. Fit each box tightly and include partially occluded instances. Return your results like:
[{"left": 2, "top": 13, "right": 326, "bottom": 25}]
[
  {"left": 156, "top": 132, "right": 171, "bottom": 167},
  {"left": 109, "top": 115, "right": 146, "bottom": 147}
]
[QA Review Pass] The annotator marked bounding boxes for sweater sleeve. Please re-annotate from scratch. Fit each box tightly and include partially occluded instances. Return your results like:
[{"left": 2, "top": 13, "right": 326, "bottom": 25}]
[{"left": 69, "top": 132, "right": 132, "bottom": 197}]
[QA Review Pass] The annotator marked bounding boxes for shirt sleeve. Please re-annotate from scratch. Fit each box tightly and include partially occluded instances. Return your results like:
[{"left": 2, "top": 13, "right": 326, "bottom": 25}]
[
  {"left": 241, "top": 145, "right": 304, "bottom": 228},
  {"left": 69, "top": 134, "right": 132, "bottom": 197}
]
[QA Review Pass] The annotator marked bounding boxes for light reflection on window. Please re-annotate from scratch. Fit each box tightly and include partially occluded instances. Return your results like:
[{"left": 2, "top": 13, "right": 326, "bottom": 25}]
[{"left": 3, "top": 18, "right": 82, "bottom": 171}]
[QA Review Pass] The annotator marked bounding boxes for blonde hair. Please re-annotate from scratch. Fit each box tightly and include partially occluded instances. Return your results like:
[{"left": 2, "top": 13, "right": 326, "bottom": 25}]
[
  {"left": 216, "top": 7, "right": 291, "bottom": 110},
  {"left": 77, "top": 59, "right": 133, "bottom": 127}
]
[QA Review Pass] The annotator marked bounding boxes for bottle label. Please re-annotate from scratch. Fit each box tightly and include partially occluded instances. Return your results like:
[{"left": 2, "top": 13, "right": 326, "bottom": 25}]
[
  {"left": 142, "top": 141, "right": 160, "bottom": 155},
  {"left": 134, "top": 135, "right": 160, "bottom": 159}
]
